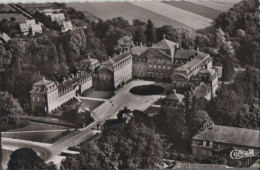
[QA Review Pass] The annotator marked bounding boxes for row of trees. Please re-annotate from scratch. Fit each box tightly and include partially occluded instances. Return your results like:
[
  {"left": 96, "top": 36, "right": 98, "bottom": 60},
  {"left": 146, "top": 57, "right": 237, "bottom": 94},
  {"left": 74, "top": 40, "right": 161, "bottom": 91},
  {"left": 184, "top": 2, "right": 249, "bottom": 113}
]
[{"left": 61, "top": 120, "right": 165, "bottom": 170}]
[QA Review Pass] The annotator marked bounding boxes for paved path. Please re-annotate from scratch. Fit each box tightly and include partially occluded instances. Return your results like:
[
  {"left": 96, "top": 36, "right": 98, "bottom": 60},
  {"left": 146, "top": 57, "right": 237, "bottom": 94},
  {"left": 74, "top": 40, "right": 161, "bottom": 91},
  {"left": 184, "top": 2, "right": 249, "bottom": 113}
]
[
  {"left": 77, "top": 96, "right": 108, "bottom": 102},
  {"left": 2, "top": 80, "right": 170, "bottom": 168},
  {"left": 2, "top": 129, "right": 67, "bottom": 134}
]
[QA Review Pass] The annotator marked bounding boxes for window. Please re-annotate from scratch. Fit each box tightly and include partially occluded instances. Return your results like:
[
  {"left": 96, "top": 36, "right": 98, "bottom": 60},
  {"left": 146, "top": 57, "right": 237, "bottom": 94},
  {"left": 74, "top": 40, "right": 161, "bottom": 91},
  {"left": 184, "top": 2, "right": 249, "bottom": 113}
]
[
  {"left": 203, "top": 141, "right": 207, "bottom": 147},
  {"left": 209, "top": 141, "right": 213, "bottom": 147},
  {"left": 202, "top": 150, "right": 206, "bottom": 155},
  {"left": 209, "top": 150, "right": 212, "bottom": 155}
]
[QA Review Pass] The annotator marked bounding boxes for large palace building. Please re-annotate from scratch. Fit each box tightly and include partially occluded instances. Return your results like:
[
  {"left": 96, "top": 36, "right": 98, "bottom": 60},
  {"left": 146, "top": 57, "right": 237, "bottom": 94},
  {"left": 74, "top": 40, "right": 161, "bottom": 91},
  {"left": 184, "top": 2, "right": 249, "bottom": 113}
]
[
  {"left": 131, "top": 37, "right": 218, "bottom": 100},
  {"left": 93, "top": 52, "right": 133, "bottom": 90},
  {"left": 30, "top": 70, "right": 92, "bottom": 114}
]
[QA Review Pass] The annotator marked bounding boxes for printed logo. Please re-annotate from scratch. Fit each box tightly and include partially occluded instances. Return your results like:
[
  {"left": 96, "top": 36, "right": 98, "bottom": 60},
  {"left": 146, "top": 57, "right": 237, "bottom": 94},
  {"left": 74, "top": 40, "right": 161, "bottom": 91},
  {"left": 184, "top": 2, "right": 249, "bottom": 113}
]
[{"left": 230, "top": 149, "right": 254, "bottom": 159}]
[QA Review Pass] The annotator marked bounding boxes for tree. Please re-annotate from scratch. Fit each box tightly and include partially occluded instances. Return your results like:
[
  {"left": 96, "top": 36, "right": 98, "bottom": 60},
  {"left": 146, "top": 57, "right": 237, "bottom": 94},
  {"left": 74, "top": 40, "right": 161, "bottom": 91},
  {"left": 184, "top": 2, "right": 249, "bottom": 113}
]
[
  {"left": 222, "top": 55, "right": 235, "bottom": 81},
  {"left": 145, "top": 19, "right": 156, "bottom": 46},
  {"left": 8, "top": 148, "right": 47, "bottom": 170},
  {"left": 10, "top": 17, "right": 16, "bottom": 22},
  {"left": 114, "top": 35, "right": 134, "bottom": 52},
  {"left": 61, "top": 121, "right": 165, "bottom": 169},
  {"left": 235, "top": 104, "right": 260, "bottom": 129},
  {"left": 214, "top": 28, "right": 225, "bottom": 47},
  {"left": 0, "top": 44, "right": 12, "bottom": 72},
  {"left": 0, "top": 91, "right": 23, "bottom": 117},
  {"left": 187, "top": 97, "right": 213, "bottom": 135}
]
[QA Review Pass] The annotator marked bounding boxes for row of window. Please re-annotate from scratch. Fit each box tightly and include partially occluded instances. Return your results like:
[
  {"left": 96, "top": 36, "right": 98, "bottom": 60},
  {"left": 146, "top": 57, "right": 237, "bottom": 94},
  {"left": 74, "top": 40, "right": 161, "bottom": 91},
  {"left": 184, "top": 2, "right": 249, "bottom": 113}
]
[
  {"left": 114, "top": 57, "right": 132, "bottom": 70},
  {"left": 149, "top": 65, "right": 171, "bottom": 70}
]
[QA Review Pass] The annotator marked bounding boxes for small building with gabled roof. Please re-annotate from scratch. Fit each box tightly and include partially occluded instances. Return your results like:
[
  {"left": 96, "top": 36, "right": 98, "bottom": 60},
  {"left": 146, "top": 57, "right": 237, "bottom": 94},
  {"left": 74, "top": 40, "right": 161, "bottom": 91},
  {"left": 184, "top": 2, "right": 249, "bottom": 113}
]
[
  {"left": 0, "top": 33, "right": 10, "bottom": 43},
  {"left": 61, "top": 21, "right": 73, "bottom": 32},
  {"left": 191, "top": 124, "right": 260, "bottom": 158}
]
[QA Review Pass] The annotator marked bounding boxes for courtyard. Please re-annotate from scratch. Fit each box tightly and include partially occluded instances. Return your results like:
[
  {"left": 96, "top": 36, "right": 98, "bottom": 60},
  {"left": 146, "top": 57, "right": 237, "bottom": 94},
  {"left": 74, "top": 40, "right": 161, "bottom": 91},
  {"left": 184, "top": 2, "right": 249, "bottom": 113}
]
[{"left": 92, "top": 80, "right": 171, "bottom": 121}]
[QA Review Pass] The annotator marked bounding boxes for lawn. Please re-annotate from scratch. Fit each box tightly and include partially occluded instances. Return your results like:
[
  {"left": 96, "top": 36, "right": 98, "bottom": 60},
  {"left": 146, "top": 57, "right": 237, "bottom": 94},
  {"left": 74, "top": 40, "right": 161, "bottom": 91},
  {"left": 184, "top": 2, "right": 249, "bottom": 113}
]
[
  {"left": 2, "top": 150, "right": 12, "bottom": 170},
  {"left": 2, "top": 130, "right": 65, "bottom": 143},
  {"left": 80, "top": 99, "right": 103, "bottom": 111},
  {"left": 83, "top": 89, "right": 113, "bottom": 99},
  {"left": 8, "top": 122, "right": 65, "bottom": 132},
  {"left": 0, "top": 13, "right": 27, "bottom": 23},
  {"left": 162, "top": 1, "right": 222, "bottom": 19}
]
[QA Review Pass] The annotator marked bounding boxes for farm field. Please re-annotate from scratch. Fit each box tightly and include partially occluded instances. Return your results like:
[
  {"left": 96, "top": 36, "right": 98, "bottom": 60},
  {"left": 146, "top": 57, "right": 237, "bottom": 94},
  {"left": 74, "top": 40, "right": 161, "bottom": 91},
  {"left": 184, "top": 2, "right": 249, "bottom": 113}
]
[
  {"left": 187, "top": 0, "right": 241, "bottom": 12},
  {"left": 130, "top": 1, "right": 213, "bottom": 30},
  {"left": 162, "top": 0, "right": 222, "bottom": 19},
  {"left": 66, "top": 2, "right": 196, "bottom": 33},
  {"left": 0, "top": 13, "right": 27, "bottom": 23}
]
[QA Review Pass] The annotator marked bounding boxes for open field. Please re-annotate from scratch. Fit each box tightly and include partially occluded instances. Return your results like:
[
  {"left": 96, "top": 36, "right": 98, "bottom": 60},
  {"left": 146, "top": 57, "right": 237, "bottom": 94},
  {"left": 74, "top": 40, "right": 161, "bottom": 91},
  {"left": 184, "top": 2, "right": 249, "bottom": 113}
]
[
  {"left": 0, "top": 13, "right": 27, "bottom": 22},
  {"left": 187, "top": 0, "right": 241, "bottom": 12},
  {"left": 130, "top": 1, "right": 213, "bottom": 30},
  {"left": 0, "top": 4, "right": 16, "bottom": 12},
  {"left": 162, "top": 1, "right": 222, "bottom": 19},
  {"left": 66, "top": 2, "right": 195, "bottom": 33}
]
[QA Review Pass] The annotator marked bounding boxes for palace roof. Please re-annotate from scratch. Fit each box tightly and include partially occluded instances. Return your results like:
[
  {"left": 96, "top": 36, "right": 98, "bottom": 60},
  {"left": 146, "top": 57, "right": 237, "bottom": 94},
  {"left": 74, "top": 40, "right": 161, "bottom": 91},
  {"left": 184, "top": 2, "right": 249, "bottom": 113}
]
[
  {"left": 58, "top": 71, "right": 91, "bottom": 90},
  {"left": 174, "top": 51, "right": 209, "bottom": 72},
  {"left": 33, "top": 77, "right": 53, "bottom": 86},
  {"left": 130, "top": 46, "right": 148, "bottom": 55},
  {"left": 152, "top": 38, "right": 180, "bottom": 50},
  {"left": 192, "top": 82, "right": 210, "bottom": 97},
  {"left": 192, "top": 125, "right": 260, "bottom": 148},
  {"left": 101, "top": 52, "right": 132, "bottom": 71}
]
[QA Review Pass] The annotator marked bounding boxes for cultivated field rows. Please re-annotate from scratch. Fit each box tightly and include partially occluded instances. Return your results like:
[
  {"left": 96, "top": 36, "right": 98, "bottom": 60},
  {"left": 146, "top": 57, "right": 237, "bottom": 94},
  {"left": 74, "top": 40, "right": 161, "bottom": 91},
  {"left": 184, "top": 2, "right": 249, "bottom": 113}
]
[{"left": 130, "top": 1, "right": 213, "bottom": 30}]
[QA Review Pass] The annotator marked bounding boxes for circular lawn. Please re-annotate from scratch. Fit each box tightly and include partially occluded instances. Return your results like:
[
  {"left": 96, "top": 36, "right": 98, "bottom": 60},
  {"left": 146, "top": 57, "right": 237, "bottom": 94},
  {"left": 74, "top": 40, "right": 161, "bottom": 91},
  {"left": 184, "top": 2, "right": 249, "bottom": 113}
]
[{"left": 130, "top": 84, "right": 165, "bottom": 95}]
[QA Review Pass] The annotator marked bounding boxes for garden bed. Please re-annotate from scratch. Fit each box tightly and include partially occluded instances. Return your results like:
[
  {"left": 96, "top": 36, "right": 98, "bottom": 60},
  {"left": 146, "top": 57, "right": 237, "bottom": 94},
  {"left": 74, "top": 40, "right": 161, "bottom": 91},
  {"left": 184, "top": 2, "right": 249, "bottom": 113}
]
[{"left": 130, "top": 84, "right": 165, "bottom": 95}]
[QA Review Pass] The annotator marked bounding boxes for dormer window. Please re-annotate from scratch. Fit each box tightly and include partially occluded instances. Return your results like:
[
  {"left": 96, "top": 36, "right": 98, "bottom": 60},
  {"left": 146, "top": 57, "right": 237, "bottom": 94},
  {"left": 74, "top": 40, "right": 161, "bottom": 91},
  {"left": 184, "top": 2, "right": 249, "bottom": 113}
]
[
  {"left": 209, "top": 141, "right": 213, "bottom": 147},
  {"left": 203, "top": 141, "right": 207, "bottom": 147}
]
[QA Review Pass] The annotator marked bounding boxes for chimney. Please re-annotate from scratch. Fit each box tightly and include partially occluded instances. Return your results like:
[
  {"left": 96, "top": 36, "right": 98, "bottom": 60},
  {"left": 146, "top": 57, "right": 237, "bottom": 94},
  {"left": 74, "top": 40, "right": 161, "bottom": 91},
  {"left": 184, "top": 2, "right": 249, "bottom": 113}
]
[
  {"left": 124, "top": 107, "right": 127, "bottom": 111},
  {"left": 87, "top": 54, "right": 90, "bottom": 59},
  {"left": 140, "top": 42, "right": 143, "bottom": 47},
  {"left": 43, "top": 76, "right": 45, "bottom": 81},
  {"left": 172, "top": 89, "right": 176, "bottom": 94},
  {"left": 196, "top": 47, "right": 199, "bottom": 52}
]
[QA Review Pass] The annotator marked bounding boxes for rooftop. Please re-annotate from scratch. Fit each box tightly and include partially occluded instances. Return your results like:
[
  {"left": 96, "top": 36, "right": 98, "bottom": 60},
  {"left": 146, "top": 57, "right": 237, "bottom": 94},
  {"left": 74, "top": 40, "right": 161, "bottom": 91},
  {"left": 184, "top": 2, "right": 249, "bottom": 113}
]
[
  {"left": 62, "top": 21, "right": 73, "bottom": 28},
  {"left": 172, "top": 162, "right": 230, "bottom": 169},
  {"left": 166, "top": 90, "right": 184, "bottom": 101},
  {"left": 33, "top": 77, "right": 54, "bottom": 86},
  {"left": 130, "top": 46, "right": 148, "bottom": 55},
  {"left": 192, "top": 82, "right": 210, "bottom": 97},
  {"left": 174, "top": 51, "right": 209, "bottom": 72},
  {"left": 31, "top": 24, "right": 42, "bottom": 32},
  {"left": 19, "top": 23, "right": 29, "bottom": 31},
  {"left": 192, "top": 125, "right": 260, "bottom": 148},
  {"left": 0, "top": 33, "right": 10, "bottom": 42},
  {"left": 152, "top": 38, "right": 180, "bottom": 50},
  {"left": 101, "top": 52, "right": 132, "bottom": 71},
  {"left": 58, "top": 71, "right": 91, "bottom": 90}
]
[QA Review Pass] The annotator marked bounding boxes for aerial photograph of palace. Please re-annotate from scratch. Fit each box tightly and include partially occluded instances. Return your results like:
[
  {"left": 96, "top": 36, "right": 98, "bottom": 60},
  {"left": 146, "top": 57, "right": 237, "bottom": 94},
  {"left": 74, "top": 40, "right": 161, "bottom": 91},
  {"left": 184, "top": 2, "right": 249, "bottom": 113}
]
[{"left": 0, "top": 0, "right": 259, "bottom": 170}]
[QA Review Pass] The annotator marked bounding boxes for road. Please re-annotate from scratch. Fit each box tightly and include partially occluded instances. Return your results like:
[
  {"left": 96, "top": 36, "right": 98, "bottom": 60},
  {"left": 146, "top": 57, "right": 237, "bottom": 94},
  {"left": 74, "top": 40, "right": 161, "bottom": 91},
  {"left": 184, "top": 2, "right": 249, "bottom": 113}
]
[{"left": 2, "top": 80, "right": 169, "bottom": 168}]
